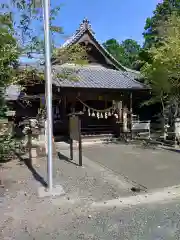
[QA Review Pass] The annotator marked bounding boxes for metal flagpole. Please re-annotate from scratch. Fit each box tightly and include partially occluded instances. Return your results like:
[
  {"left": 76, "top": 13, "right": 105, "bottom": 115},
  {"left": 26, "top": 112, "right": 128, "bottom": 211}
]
[{"left": 43, "top": 0, "right": 53, "bottom": 191}]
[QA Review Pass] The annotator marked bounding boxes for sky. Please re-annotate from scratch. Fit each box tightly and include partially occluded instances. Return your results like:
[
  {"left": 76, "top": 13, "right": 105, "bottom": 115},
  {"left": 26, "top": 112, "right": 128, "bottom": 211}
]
[
  {"left": 20, "top": 0, "right": 159, "bottom": 63},
  {"left": 54, "top": 0, "right": 158, "bottom": 45}
]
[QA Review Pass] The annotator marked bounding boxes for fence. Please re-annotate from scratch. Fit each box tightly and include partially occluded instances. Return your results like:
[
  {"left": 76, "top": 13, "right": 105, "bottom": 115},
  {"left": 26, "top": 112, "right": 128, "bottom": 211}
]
[
  {"left": 130, "top": 118, "right": 180, "bottom": 147},
  {"left": 132, "top": 120, "right": 151, "bottom": 139}
]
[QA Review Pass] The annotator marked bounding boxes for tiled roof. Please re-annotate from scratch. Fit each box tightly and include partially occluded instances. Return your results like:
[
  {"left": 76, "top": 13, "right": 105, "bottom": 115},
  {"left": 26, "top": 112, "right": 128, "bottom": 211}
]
[
  {"left": 5, "top": 63, "right": 147, "bottom": 101},
  {"left": 53, "top": 64, "right": 146, "bottom": 90},
  {"left": 124, "top": 67, "right": 141, "bottom": 80},
  {"left": 61, "top": 19, "right": 141, "bottom": 78}
]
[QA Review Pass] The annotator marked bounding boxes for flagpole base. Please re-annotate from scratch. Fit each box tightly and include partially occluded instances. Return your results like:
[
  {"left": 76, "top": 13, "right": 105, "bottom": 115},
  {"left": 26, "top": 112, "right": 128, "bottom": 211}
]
[{"left": 38, "top": 185, "right": 65, "bottom": 198}]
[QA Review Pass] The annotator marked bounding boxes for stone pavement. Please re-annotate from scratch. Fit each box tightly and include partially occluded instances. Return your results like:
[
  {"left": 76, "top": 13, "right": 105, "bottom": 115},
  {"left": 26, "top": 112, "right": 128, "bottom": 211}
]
[{"left": 82, "top": 143, "right": 180, "bottom": 191}]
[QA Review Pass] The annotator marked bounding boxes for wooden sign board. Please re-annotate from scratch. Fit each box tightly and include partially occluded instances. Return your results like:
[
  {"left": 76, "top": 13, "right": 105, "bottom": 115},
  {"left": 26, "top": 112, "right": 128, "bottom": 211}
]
[{"left": 69, "top": 115, "right": 80, "bottom": 141}]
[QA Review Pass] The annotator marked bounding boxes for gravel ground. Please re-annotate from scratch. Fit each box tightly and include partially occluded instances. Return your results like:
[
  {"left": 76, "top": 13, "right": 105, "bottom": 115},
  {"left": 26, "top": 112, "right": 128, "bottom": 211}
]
[
  {"left": 1, "top": 149, "right": 180, "bottom": 239},
  {"left": 0, "top": 150, "right": 132, "bottom": 240}
]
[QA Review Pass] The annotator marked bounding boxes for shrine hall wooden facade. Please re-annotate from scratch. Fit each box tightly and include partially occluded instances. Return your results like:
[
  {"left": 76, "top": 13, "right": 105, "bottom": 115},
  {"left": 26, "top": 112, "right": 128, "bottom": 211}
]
[{"left": 10, "top": 19, "right": 148, "bottom": 137}]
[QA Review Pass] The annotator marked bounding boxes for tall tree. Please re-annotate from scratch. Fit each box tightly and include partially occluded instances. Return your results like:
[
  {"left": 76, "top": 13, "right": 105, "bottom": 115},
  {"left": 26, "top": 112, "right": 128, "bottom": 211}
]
[
  {"left": 0, "top": 1, "right": 87, "bottom": 161},
  {"left": 141, "top": 14, "right": 180, "bottom": 128},
  {"left": 143, "top": 0, "right": 180, "bottom": 49},
  {"left": 121, "top": 39, "right": 141, "bottom": 70},
  {"left": 0, "top": 12, "right": 20, "bottom": 162},
  {"left": 103, "top": 38, "right": 141, "bottom": 70},
  {"left": 0, "top": 13, "right": 19, "bottom": 84},
  {"left": 1, "top": 1, "right": 87, "bottom": 84},
  {"left": 0, "top": 12, "right": 19, "bottom": 116},
  {"left": 1, "top": 0, "right": 64, "bottom": 56},
  {"left": 102, "top": 39, "right": 124, "bottom": 62},
  {"left": 2, "top": 0, "right": 88, "bottom": 62}
]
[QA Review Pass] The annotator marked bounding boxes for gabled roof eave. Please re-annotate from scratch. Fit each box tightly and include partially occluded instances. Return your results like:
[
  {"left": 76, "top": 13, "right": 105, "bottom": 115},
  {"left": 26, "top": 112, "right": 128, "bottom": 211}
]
[{"left": 54, "top": 19, "right": 142, "bottom": 79}]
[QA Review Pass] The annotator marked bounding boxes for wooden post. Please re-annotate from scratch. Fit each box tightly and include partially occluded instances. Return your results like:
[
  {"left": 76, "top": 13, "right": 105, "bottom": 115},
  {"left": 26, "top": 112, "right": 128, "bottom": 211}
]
[
  {"left": 70, "top": 138, "right": 73, "bottom": 160},
  {"left": 130, "top": 92, "right": 133, "bottom": 139},
  {"left": 115, "top": 100, "right": 122, "bottom": 137},
  {"left": 78, "top": 118, "right": 82, "bottom": 166},
  {"left": 69, "top": 113, "right": 83, "bottom": 166}
]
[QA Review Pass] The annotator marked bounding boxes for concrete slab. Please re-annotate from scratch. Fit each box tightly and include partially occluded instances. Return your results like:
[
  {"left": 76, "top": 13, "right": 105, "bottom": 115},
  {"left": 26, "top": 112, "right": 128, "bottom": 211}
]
[
  {"left": 38, "top": 185, "right": 65, "bottom": 198},
  {"left": 83, "top": 143, "right": 180, "bottom": 191}
]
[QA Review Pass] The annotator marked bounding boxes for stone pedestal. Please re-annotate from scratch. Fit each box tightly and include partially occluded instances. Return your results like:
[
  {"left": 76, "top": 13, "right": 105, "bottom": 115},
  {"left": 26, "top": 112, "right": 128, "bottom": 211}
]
[
  {"left": 30, "top": 147, "right": 37, "bottom": 165},
  {"left": 36, "top": 145, "right": 46, "bottom": 157},
  {"left": 36, "top": 134, "right": 57, "bottom": 158}
]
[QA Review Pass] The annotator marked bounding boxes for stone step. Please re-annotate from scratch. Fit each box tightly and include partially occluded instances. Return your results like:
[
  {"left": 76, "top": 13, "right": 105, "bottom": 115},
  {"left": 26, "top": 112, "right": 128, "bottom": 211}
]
[
  {"left": 55, "top": 137, "right": 118, "bottom": 150},
  {"left": 81, "top": 133, "right": 114, "bottom": 142}
]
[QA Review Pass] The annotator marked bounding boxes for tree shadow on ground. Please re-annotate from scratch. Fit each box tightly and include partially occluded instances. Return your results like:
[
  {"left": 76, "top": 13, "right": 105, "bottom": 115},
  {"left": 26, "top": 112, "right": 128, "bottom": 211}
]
[
  {"left": 15, "top": 152, "right": 47, "bottom": 188},
  {"left": 57, "top": 152, "right": 79, "bottom": 166}
]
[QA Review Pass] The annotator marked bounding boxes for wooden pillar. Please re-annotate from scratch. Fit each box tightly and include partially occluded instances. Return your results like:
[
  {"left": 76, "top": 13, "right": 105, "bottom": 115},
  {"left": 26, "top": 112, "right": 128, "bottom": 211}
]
[
  {"left": 117, "top": 100, "right": 123, "bottom": 137},
  {"left": 112, "top": 99, "right": 122, "bottom": 136},
  {"left": 117, "top": 101, "right": 122, "bottom": 122},
  {"left": 123, "top": 106, "right": 128, "bottom": 132}
]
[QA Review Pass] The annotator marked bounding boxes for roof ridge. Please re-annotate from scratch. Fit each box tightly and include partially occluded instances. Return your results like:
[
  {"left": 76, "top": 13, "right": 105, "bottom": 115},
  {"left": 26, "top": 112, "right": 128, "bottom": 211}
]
[
  {"left": 78, "top": 18, "right": 95, "bottom": 34},
  {"left": 62, "top": 18, "right": 94, "bottom": 47}
]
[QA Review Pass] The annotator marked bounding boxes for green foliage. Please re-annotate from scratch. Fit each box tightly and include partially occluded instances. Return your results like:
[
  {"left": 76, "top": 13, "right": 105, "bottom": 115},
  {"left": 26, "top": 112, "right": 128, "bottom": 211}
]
[
  {"left": 143, "top": 0, "right": 180, "bottom": 49},
  {"left": 0, "top": 131, "right": 16, "bottom": 162},
  {"left": 0, "top": 13, "right": 19, "bottom": 86},
  {"left": 53, "top": 44, "right": 88, "bottom": 65},
  {"left": 0, "top": 12, "right": 18, "bottom": 161},
  {"left": 103, "top": 38, "right": 141, "bottom": 70},
  {"left": 53, "top": 44, "right": 88, "bottom": 81},
  {"left": 103, "top": 39, "right": 123, "bottom": 62},
  {"left": 0, "top": 0, "right": 87, "bottom": 86},
  {"left": 1, "top": 0, "right": 64, "bottom": 55},
  {"left": 0, "top": 12, "right": 19, "bottom": 121},
  {"left": 0, "top": 1, "right": 88, "bottom": 161},
  {"left": 141, "top": 14, "right": 180, "bottom": 118},
  {"left": 141, "top": 1, "right": 180, "bottom": 71}
]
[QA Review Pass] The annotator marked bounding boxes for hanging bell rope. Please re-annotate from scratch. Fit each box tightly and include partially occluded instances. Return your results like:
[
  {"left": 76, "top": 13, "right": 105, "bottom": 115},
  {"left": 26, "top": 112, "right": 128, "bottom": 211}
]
[{"left": 76, "top": 97, "right": 115, "bottom": 113}]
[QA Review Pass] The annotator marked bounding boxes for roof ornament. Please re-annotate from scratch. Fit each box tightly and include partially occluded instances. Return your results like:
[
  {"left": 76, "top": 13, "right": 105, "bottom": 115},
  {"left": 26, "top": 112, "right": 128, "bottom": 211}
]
[{"left": 78, "top": 18, "right": 95, "bottom": 34}]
